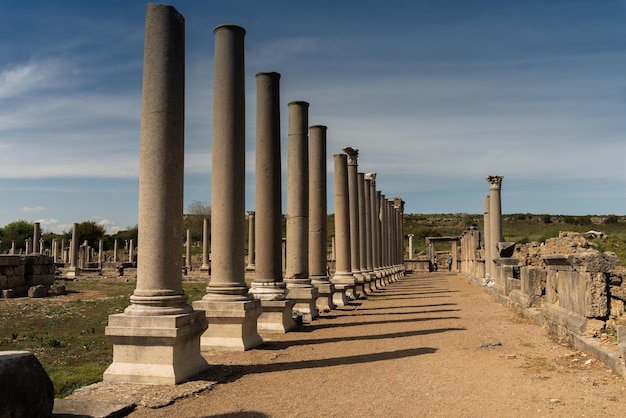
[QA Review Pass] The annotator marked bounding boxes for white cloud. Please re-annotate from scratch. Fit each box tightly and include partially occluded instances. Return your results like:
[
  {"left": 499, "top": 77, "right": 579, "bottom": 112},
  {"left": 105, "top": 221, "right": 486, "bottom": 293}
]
[{"left": 20, "top": 206, "right": 46, "bottom": 214}]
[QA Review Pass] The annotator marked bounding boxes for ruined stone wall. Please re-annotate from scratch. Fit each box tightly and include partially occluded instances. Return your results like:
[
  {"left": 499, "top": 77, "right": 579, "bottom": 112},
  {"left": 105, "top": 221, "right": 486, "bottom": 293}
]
[
  {"left": 0, "top": 254, "right": 55, "bottom": 298},
  {"left": 462, "top": 230, "right": 626, "bottom": 377}
]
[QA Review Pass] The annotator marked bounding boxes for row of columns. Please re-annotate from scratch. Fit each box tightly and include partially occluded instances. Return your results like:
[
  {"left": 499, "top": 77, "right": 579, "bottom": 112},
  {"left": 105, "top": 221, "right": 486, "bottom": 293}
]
[{"left": 103, "top": 5, "right": 406, "bottom": 385}]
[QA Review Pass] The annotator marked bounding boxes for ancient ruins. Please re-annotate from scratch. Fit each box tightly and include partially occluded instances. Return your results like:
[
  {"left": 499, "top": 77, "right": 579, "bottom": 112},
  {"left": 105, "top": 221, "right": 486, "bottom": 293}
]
[{"left": 2, "top": 3, "right": 626, "bottom": 416}]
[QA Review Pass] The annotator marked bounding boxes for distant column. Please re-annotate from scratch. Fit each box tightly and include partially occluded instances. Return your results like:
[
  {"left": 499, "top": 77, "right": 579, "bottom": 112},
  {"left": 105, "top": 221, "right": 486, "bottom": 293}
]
[
  {"left": 285, "top": 101, "right": 318, "bottom": 321},
  {"left": 98, "top": 240, "right": 103, "bottom": 269},
  {"left": 10, "top": 240, "right": 16, "bottom": 255},
  {"left": 249, "top": 72, "right": 295, "bottom": 333},
  {"left": 408, "top": 234, "right": 414, "bottom": 260},
  {"left": 33, "top": 222, "right": 41, "bottom": 253},
  {"left": 193, "top": 24, "right": 262, "bottom": 351},
  {"left": 343, "top": 147, "right": 364, "bottom": 298},
  {"left": 67, "top": 223, "right": 80, "bottom": 278},
  {"left": 245, "top": 211, "right": 256, "bottom": 271},
  {"left": 357, "top": 173, "right": 373, "bottom": 293},
  {"left": 487, "top": 175, "right": 503, "bottom": 265},
  {"left": 185, "top": 229, "right": 192, "bottom": 272},
  {"left": 309, "top": 125, "right": 335, "bottom": 312},
  {"left": 113, "top": 239, "right": 118, "bottom": 263},
  {"left": 483, "top": 195, "right": 491, "bottom": 278},
  {"left": 104, "top": 4, "right": 208, "bottom": 385},
  {"left": 128, "top": 240, "right": 134, "bottom": 264},
  {"left": 330, "top": 154, "right": 355, "bottom": 307},
  {"left": 200, "top": 218, "right": 210, "bottom": 272}
]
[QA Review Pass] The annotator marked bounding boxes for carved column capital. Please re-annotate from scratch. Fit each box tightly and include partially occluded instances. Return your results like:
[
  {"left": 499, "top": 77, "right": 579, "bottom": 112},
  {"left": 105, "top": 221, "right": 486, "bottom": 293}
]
[
  {"left": 343, "top": 147, "right": 359, "bottom": 166},
  {"left": 485, "top": 175, "right": 503, "bottom": 190}
]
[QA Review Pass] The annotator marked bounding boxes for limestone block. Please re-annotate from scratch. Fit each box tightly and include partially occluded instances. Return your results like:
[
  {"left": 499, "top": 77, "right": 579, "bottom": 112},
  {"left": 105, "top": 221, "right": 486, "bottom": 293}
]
[
  {"left": 0, "top": 351, "right": 54, "bottom": 417},
  {"left": 610, "top": 298, "right": 625, "bottom": 318},
  {"left": 611, "top": 285, "right": 626, "bottom": 301},
  {"left": 0, "top": 255, "right": 21, "bottom": 266},
  {"left": 585, "top": 272, "right": 608, "bottom": 318},
  {"left": 571, "top": 250, "right": 621, "bottom": 273},
  {"left": 520, "top": 267, "right": 546, "bottom": 307},
  {"left": 28, "top": 285, "right": 49, "bottom": 298}
]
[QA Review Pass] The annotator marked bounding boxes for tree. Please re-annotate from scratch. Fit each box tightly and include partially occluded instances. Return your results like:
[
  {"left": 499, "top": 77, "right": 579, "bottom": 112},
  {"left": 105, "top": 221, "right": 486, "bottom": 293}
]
[
  {"left": 184, "top": 201, "right": 211, "bottom": 243},
  {"left": 1, "top": 220, "right": 34, "bottom": 246},
  {"left": 63, "top": 221, "right": 106, "bottom": 249}
]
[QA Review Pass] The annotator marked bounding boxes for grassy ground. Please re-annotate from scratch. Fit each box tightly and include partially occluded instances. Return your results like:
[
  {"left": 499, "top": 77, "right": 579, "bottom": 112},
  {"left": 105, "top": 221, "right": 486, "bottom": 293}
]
[{"left": 0, "top": 279, "right": 207, "bottom": 398}]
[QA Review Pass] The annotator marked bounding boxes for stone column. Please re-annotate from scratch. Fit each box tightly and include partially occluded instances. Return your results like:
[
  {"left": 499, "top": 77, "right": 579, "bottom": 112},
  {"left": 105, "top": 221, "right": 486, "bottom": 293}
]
[
  {"left": 98, "top": 240, "right": 103, "bottom": 269},
  {"left": 309, "top": 125, "right": 335, "bottom": 312},
  {"left": 193, "top": 24, "right": 262, "bottom": 351},
  {"left": 200, "top": 218, "right": 210, "bottom": 272},
  {"left": 185, "top": 229, "right": 192, "bottom": 273},
  {"left": 393, "top": 197, "right": 405, "bottom": 280},
  {"left": 33, "top": 222, "right": 41, "bottom": 253},
  {"left": 451, "top": 240, "right": 458, "bottom": 272},
  {"left": 343, "top": 147, "right": 364, "bottom": 298},
  {"left": 104, "top": 4, "right": 208, "bottom": 384},
  {"left": 363, "top": 177, "right": 375, "bottom": 292},
  {"left": 330, "top": 154, "right": 355, "bottom": 306},
  {"left": 357, "top": 173, "right": 374, "bottom": 293},
  {"left": 128, "top": 239, "right": 134, "bottom": 264},
  {"left": 483, "top": 195, "right": 491, "bottom": 278},
  {"left": 331, "top": 237, "right": 336, "bottom": 261},
  {"left": 380, "top": 194, "right": 390, "bottom": 282},
  {"left": 67, "top": 223, "right": 80, "bottom": 278},
  {"left": 113, "top": 239, "right": 118, "bottom": 263},
  {"left": 10, "top": 240, "right": 15, "bottom": 255},
  {"left": 366, "top": 174, "right": 383, "bottom": 288},
  {"left": 487, "top": 175, "right": 503, "bottom": 262},
  {"left": 245, "top": 211, "right": 256, "bottom": 271},
  {"left": 284, "top": 101, "right": 318, "bottom": 321},
  {"left": 52, "top": 239, "right": 58, "bottom": 263},
  {"left": 408, "top": 234, "right": 414, "bottom": 260},
  {"left": 248, "top": 72, "right": 295, "bottom": 333}
]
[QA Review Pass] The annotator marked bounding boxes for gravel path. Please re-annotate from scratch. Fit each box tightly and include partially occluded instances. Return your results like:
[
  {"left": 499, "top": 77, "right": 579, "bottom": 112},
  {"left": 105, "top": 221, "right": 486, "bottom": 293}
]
[{"left": 122, "top": 271, "right": 626, "bottom": 417}]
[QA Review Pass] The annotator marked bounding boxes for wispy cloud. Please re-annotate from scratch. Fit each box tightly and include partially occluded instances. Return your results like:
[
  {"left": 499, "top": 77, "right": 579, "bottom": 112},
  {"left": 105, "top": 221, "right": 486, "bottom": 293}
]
[{"left": 21, "top": 206, "right": 46, "bottom": 214}]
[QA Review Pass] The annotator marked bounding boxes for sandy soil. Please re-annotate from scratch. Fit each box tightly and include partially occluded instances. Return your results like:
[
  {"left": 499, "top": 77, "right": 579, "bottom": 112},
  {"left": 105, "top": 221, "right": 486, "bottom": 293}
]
[{"left": 116, "top": 271, "right": 626, "bottom": 417}]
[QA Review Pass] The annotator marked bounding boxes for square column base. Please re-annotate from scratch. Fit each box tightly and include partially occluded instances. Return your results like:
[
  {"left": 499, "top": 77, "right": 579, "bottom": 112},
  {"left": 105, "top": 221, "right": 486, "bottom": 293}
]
[
  {"left": 257, "top": 299, "right": 297, "bottom": 333},
  {"left": 285, "top": 284, "right": 319, "bottom": 321},
  {"left": 66, "top": 267, "right": 81, "bottom": 278},
  {"left": 103, "top": 310, "right": 208, "bottom": 385},
  {"left": 192, "top": 299, "right": 263, "bottom": 351},
  {"left": 331, "top": 285, "right": 351, "bottom": 307},
  {"left": 312, "top": 280, "right": 336, "bottom": 313}
]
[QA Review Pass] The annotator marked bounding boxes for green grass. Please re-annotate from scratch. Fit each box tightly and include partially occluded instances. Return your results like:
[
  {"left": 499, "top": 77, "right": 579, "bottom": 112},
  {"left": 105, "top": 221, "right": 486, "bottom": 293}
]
[{"left": 0, "top": 280, "right": 207, "bottom": 398}]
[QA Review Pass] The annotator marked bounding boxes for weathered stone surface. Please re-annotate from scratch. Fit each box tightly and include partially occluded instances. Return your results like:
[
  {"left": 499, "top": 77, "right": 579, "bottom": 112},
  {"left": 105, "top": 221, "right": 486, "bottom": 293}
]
[
  {"left": 610, "top": 285, "right": 626, "bottom": 302},
  {"left": 521, "top": 267, "right": 546, "bottom": 307},
  {"left": 585, "top": 272, "right": 608, "bottom": 318},
  {"left": 49, "top": 284, "right": 66, "bottom": 296},
  {"left": 28, "top": 284, "right": 49, "bottom": 298},
  {"left": 0, "top": 351, "right": 54, "bottom": 418},
  {"left": 571, "top": 250, "right": 621, "bottom": 273}
]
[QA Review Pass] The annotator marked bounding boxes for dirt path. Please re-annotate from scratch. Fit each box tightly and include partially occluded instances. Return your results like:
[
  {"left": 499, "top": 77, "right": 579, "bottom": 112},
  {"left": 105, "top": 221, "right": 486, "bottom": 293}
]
[{"left": 127, "top": 272, "right": 626, "bottom": 417}]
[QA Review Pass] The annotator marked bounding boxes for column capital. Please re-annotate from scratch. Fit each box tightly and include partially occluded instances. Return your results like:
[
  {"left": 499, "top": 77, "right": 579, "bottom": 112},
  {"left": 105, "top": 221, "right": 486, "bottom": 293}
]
[
  {"left": 343, "top": 147, "right": 359, "bottom": 166},
  {"left": 247, "top": 210, "right": 255, "bottom": 217},
  {"left": 485, "top": 175, "right": 503, "bottom": 190}
]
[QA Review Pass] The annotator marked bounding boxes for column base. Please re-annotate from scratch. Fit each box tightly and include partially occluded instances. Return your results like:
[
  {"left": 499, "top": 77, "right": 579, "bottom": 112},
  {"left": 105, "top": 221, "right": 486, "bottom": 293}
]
[
  {"left": 192, "top": 298, "right": 263, "bottom": 351},
  {"left": 257, "top": 299, "right": 297, "bottom": 333},
  {"left": 66, "top": 267, "right": 81, "bottom": 278},
  {"left": 331, "top": 284, "right": 350, "bottom": 307},
  {"left": 311, "top": 277, "right": 336, "bottom": 313},
  {"left": 103, "top": 310, "right": 208, "bottom": 385},
  {"left": 285, "top": 280, "right": 319, "bottom": 321},
  {"left": 199, "top": 264, "right": 210, "bottom": 272}
]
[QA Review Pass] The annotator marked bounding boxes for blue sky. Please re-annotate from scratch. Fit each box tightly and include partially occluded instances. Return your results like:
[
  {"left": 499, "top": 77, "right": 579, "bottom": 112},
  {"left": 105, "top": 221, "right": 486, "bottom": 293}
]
[{"left": 1, "top": 0, "right": 626, "bottom": 234}]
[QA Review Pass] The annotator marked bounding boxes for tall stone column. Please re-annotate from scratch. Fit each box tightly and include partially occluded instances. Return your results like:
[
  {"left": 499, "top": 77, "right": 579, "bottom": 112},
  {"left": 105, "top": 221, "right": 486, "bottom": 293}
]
[
  {"left": 393, "top": 197, "right": 406, "bottom": 280},
  {"left": 366, "top": 174, "right": 383, "bottom": 288},
  {"left": 330, "top": 154, "right": 355, "bottom": 306},
  {"left": 285, "top": 101, "right": 318, "bottom": 321},
  {"left": 245, "top": 211, "right": 256, "bottom": 271},
  {"left": 451, "top": 240, "right": 458, "bottom": 272},
  {"left": 309, "top": 125, "right": 335, "bottom": 312},
  {"left": 66, "top": 223, "right": 80, "bottom": 278},
  {"left": 408, "top": 234, "right": 414, "bottom": 260},
  {"left": 104, "top": 4, "right": 208, "bottom": 384},
  {"left": 487, "top": 175, "right": 503, "bottom": 261},
  {"left": 249, "top": 72, "right": 295, "bottom": 333},
  {"left": 185, "top": 229, "right": 192, "bottom": 272},
  {"left": 343, "top": 147, "right": 364, "bottom": 298},
  {"left": 33, "top": 222, "right": 41, "bottom": 254},
  {"left": 483, "top": 195, "right": 491, "bottom": 278},
  {"left": 200, "top": 218, "right": 210, "bottom": 272},
  {"left": 98, "top": 240, "right": 103, "bottom": 269},
  {"left": 363, "top": 177, "right": 375, "bottom": 292},
  {"left": 113, "top": 239, "right": 118, "bottom": 263},
  {"left": 193, "top": 24, "right": 262, "bottom": 351},
  {"left": 358, "top": 173, "right": 373, "bottom": 293},
  {"left": 380, "top": 194, "right": 390, "bottom": 282}
]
